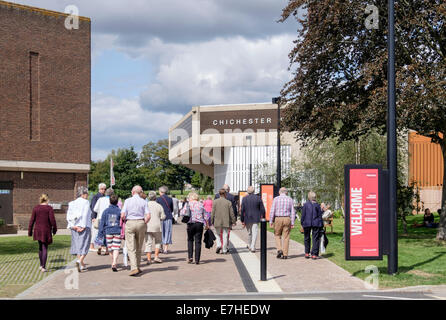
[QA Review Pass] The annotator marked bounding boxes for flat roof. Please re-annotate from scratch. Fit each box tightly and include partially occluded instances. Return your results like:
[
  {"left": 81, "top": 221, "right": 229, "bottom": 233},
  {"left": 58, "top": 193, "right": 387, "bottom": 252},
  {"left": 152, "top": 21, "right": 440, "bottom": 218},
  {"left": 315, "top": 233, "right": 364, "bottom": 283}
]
[{"left": 0, "top": 0, "right": 91, "bottom": 22}]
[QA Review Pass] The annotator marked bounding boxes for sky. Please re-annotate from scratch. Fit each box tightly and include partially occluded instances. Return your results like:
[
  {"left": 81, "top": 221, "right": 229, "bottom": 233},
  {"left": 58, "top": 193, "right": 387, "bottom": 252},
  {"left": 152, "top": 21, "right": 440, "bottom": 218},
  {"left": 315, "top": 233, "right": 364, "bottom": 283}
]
[{"left": 14, "top": 0, "right": 301, "bottom": 161}]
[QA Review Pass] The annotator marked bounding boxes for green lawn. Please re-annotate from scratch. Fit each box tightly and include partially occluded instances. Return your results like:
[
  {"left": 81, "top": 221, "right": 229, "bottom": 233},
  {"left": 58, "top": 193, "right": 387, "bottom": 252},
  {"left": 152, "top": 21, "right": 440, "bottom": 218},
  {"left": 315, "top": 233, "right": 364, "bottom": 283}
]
[
  {"left": 279, "top": 214, "right": 446, "bottom": 289},
  {"left": 0, "top": 235, "right": 72, "bottom": 298}
]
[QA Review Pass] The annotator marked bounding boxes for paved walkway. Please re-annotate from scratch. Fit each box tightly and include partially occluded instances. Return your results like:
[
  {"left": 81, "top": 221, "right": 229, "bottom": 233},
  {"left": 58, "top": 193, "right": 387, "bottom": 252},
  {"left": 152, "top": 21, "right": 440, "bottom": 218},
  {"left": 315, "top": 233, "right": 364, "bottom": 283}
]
[{"left": 18, "top": 221, "right": 370, "bottom": 299}]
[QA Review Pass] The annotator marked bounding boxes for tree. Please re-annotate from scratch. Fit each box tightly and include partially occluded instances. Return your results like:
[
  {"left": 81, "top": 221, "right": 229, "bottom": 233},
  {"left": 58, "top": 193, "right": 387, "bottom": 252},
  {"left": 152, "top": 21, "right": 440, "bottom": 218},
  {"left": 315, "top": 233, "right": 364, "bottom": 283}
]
[
  {"left": 112, "top": 147, "right": 147, "bottom": 199},
  {"left": 280, "top": 0, "right": 446, "bottom": 239}
]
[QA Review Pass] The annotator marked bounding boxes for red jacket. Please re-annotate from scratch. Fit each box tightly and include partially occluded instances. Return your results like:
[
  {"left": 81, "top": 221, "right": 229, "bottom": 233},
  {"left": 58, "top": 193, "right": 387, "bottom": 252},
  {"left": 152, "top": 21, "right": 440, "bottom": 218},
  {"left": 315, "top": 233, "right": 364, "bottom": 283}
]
[{"left": 28, "top": 205, "right": 57, "bottom": 244}]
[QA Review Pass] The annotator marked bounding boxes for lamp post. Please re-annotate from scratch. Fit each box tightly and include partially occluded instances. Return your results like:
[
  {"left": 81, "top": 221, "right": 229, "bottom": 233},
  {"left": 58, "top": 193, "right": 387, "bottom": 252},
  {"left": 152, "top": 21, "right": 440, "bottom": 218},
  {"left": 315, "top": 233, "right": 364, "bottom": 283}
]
[
  {"left": 272, "top": 97, "right": 281, "bottom": 190},
  {"left": 387, "top": 0, "right": 398, "bottom": 275},
  {"left": 246, "top": 135, "right": 253, "bottom": 187}
]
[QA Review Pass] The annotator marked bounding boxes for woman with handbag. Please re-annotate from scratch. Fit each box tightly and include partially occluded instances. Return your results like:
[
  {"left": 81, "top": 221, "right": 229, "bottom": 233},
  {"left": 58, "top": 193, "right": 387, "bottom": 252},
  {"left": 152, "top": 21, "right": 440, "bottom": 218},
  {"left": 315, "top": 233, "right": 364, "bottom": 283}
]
[
  {"left": 183, "top": 192, "right": 209, "bottom": 264},
  {"left": 145, "top": 191, "right": 166, "bottom": 264},
  {"left": 28, "top": 194, "right": 57, "bottom": 272}
]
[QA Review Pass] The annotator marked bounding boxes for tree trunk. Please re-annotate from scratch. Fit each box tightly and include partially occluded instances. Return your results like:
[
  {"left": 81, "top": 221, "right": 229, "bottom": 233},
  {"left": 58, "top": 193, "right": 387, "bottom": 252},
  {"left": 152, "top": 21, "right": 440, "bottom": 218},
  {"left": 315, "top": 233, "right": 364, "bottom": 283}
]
[{"left": 436, "top": 142, "right": 446, "bottom": 240}]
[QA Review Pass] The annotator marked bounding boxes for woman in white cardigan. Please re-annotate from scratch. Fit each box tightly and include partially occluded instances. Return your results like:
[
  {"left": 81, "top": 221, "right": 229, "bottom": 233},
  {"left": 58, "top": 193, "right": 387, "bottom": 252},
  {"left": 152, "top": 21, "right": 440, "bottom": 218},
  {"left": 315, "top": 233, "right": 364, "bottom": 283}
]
[
  {"left": 144, "top": 191, "right": 166, "bottom": 264},
  {"left": 67, "top": 186, "right": 92, "bottom": 272}
]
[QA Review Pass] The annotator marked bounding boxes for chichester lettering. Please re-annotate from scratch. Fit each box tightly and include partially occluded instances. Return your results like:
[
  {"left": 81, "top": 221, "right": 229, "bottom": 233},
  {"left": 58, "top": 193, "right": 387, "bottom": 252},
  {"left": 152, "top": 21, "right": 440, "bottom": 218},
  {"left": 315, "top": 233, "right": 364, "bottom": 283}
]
[{"left": 212, "top": 117, "right": 272, "bottom": 127}]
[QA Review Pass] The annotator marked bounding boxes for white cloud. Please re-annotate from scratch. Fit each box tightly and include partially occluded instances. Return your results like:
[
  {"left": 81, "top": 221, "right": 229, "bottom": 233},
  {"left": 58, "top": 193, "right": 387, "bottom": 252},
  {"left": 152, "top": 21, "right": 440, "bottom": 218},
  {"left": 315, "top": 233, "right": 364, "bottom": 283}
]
[
  {"left": 137, "top": 34, "right": 295, "bottom": 113},
  {"left": 91, "top": 94, "right": 183, "bottom": 160}
]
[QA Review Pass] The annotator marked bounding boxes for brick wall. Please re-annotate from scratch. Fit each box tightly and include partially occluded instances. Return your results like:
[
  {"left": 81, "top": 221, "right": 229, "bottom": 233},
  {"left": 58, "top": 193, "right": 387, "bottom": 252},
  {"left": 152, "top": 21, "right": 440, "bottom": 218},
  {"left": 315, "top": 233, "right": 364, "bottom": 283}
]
[
  {"left": 0, "top": 171, "right": 87, "bottom": 229},
  {"left": 0, "top": 3, "right": 91, "bottom": 164}
]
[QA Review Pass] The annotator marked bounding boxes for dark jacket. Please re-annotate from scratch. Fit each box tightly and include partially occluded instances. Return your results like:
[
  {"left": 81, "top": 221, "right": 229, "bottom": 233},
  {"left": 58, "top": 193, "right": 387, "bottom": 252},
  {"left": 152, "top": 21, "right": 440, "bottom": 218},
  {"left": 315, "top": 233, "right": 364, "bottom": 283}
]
[
  {"left": 203, "top": 229, "right": 216, "bottom": 249},
  {"left": 301, "top": 200, "right": 323, "bottom": 228},
  {"left": 240, "top": 194, "right": 265, "bottom": 224},
  {"left": 157, "top": 195, "right": 174, "bottom": 220},
  {"left": 98, "top": 204, "right": 122, "bottom": 237},
  {"left": 28, "top": 205, "right": 57, "bottom": 244},
  {"left": 215, "top": 192, "right": 238, "bottom": 219},
  {"left": 90, "top": 192, "right": 104, "bottom": 219}
]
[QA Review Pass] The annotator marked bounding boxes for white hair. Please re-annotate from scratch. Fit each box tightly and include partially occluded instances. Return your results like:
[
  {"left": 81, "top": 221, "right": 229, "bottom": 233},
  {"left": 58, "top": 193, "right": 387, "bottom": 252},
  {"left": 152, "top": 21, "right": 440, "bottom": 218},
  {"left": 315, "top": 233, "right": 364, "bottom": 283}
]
[
  {"left": 247, "top": 186, "right": 255, "bottom": 194},
  {"left": 159, "top": 186, "right": 168, "bottom": 194},
  {"left": 132, "top": 185, "right": 142, "bottom": 195},
  {"left": 308, "top": 191, "right": 316, "bottom": 201},
  {"left": 77, "top": 186, "right": 89, "bottom": 198},
  {"left": 98, "top": 183, "right": 106, "bottom": 190},
  {"left": 148, "top": 191, "right": 157, "bottom": 201}
]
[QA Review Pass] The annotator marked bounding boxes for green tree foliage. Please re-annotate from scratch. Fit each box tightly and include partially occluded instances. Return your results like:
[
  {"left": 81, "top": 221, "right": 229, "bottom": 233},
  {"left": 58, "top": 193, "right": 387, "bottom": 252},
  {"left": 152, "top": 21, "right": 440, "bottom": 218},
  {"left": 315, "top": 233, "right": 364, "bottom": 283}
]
[
  {"left": 280, "top": 0, "right": 445, "bottom": 239},
  {"left": 89, "top": 139, "right": 205, "bottom": 198}
]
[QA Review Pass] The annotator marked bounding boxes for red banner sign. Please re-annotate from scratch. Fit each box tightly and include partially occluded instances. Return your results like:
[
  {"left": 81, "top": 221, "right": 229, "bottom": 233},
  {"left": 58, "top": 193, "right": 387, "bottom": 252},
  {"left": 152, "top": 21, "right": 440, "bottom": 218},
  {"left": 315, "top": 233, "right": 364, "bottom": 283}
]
[
  {"left": 346, "top": 166, "right": 382, "bottom": 260},
  {"left": 261, "top": 184, "right": 275, "bottom": 221}
]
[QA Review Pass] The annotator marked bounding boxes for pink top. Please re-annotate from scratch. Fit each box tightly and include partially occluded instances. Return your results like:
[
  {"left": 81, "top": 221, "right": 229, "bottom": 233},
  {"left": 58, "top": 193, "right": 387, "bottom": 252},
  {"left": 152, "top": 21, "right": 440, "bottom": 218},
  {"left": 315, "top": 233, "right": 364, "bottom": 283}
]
[{"left": 203, "top": 199, "right": 213, "bottom": 213}]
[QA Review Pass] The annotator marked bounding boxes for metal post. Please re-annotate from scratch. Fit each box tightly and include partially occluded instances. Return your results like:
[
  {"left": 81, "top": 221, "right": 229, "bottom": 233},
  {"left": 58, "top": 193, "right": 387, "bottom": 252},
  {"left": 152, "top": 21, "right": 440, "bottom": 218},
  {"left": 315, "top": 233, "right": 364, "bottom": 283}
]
[
  {"left": 260, "top": 218, "right": 267, "bottom": 281},
  {"left": 273, "top": 97, "right": 281, "bottom": 189},
  {"left": 387, "top": 0, "right": 398, "bottom": 275},
  {"left": 248, "top": 136, "right": 253, "bottom": 187}
]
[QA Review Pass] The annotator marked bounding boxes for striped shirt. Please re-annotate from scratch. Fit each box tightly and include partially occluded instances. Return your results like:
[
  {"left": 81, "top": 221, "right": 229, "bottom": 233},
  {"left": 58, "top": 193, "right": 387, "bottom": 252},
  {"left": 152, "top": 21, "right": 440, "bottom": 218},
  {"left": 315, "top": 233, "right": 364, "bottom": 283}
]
[
  {"left": 269, "top": 194, "right": 296, "bottom": 226},
  {"left": 188, "top": 201, "right": 207, "bottom": 225}
]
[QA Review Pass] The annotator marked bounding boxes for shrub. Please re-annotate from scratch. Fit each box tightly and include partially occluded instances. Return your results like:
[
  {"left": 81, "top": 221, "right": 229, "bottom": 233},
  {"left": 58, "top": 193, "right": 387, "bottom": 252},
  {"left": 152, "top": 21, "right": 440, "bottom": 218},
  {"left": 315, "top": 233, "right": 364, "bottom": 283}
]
[{"left": 0, "top": 218, "right": 5, "bottom": 226}]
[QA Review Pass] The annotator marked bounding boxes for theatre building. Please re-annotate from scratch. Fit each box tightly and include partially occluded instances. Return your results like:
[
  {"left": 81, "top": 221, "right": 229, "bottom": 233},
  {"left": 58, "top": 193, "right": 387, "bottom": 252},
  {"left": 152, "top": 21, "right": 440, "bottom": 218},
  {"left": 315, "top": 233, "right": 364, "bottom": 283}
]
[
  {"left": 169, "top": 104, "right": 444, "bottom": 213},
  {"left": 0, "top": 1, "right": 91, "bottom": 229},
  {"left": 168, "top": 103, "right": 302, "bottom": 195}
]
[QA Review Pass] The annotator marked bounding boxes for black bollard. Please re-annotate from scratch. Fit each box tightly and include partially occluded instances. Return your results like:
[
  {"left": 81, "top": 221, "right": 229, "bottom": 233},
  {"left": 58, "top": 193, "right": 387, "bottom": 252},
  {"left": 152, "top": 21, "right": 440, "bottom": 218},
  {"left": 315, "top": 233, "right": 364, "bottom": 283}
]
[{"left": 260, "top": 218, "right": 267, "bottom": 281}]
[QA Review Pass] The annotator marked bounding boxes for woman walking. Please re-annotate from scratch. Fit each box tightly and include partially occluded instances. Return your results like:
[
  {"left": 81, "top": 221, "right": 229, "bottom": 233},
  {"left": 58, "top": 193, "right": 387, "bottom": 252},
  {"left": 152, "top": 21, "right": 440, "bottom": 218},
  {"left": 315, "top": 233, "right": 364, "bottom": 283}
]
[
  {"left": 203, "top": 195, "right": 213, "bottom": 226},
  {"left": 98, "top": 194, "right": 122, "bottom": 272},
  {"left": 145, "top": 191, "right": 166, "bottom": 264},
  {"left": 28, "top": 194, "right": 57, "bottom": 272},
  {"left": 67, "top": 186, "right": 92, "bottom": 272},
  {"left": 183, "top": 192, "right": 209, "bottom": 264}
]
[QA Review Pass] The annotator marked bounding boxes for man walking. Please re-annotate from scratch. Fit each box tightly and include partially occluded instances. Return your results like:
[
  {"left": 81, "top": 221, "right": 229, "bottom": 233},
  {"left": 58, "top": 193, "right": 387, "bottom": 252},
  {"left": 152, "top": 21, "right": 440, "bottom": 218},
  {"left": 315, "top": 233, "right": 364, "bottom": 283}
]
[
  {"left": 90, "top": 183, "right": 106, "bottom": 252},
  {"left": 240, "top": 186, "right": 265, "bottom": 253},
  {"left": 212, "top": 189, "right": 236, "bottom": 254},
  {"left": 121, "top": 186, "right": 150, "bottom": 276},
  {"left": 301, "top": 191, "right": 323, "bottom": 260},
  {"left": 269, "top": 187, "right": 296, "bottom": 260},
  {"left": 215, "top": 184, "right": 238, "bottom": 221}
]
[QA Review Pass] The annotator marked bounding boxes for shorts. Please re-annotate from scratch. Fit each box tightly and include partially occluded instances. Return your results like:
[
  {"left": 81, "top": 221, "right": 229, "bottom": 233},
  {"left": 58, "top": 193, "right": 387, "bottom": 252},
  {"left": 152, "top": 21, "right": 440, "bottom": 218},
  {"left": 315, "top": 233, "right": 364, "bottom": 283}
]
[{"left": 106, "top": 234, "right": 122, "bottom": 251}]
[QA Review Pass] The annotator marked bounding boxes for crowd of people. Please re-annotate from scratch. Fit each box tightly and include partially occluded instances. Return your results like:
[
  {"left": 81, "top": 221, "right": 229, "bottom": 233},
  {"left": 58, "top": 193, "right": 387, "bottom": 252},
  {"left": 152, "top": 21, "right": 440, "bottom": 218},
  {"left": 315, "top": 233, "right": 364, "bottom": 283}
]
[{"left": 27, "top": 182, "right": 441, "bottom": 275}]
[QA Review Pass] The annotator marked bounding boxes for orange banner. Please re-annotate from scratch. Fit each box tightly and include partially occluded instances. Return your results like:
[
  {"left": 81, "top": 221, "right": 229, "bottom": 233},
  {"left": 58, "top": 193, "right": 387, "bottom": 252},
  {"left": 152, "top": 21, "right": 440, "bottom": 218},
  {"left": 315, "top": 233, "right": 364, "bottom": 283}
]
[{"left": 261, "top": 185, "right": 275, "bottom": 221}]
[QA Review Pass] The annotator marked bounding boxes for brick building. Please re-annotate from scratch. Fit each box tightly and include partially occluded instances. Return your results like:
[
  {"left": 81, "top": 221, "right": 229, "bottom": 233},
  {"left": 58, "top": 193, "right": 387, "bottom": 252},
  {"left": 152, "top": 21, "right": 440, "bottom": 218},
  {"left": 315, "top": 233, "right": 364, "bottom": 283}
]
[{"left": 0, "top": 1, "right": 91, "bottom": 229}]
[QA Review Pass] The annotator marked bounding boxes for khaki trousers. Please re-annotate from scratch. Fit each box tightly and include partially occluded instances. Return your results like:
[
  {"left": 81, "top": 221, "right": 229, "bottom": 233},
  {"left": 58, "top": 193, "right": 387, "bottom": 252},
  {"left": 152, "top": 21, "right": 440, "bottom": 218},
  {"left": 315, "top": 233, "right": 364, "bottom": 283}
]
[
  {"left": 125, "top": 219, "right": 146, "bottom": 271},
  {"left": 273, "top": 217, "right": 291, "bottom": 256}
]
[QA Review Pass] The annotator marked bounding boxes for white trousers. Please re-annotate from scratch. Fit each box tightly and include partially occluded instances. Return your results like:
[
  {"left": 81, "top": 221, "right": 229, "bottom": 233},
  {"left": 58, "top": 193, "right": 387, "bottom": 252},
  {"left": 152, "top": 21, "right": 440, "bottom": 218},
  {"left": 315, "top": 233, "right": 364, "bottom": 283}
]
[
  {"left": 215, "top": 227, "right": 229, "bottom": 253},
  {"left": 246, "top": 223, "right": 259, "bottom": 250}
]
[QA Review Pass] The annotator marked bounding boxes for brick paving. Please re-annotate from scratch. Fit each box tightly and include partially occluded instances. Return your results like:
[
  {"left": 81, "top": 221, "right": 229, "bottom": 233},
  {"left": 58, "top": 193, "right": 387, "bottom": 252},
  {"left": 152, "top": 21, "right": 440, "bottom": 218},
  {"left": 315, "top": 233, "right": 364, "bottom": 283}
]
[{"left": 18, "top": 221, "right": 367, "bottom": 299}]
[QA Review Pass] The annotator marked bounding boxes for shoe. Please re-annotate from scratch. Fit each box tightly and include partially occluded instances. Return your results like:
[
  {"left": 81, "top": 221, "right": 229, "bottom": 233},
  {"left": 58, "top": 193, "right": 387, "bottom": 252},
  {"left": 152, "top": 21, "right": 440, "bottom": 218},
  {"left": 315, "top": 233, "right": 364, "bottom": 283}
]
[
  {"left": 154, "top": 257, "right": 162, "bottom": 263},
  {"left": 188, "top": 258, "right": 193, "bottom": 264},
  {"left": 305, "top": 253, "right": 310, "bottom": 259},
  {"left": 146, "top": 260, "right": 151, "bottom": 265},
  {"left": 80, "top": 265, "right": 88, "bottom": 272},
  {"left": 97, "top": 249, "right": 102, "bottom": 255},
  {"left": 250, "top": 249, "right": 256, "bottom": 253},
  {"left": 195, "top": 261, "right": 200, "bottom": 265},
  {"left": 216, "top": 247, "right": 221, "bottom": 254},
  {"left": 41, "top": 268, "right": 47, "bottom": 272},
  {"left": 281, "top": 256, "right": 288, "bottom": 260},
  {"left": 311, "top": 255, "right": 320, "bottom": 260},
  {"left": 277, "top": 250, "right": 283, "bottom": 259},
  {"left": 112, "top": 266, "right": 118, "bottom": 272},
  {"left": 129, "top": 269, "right": 139, "bottom": 276},
  {"left": 75, "top": 261, "right": 81, "bottom": 272}
]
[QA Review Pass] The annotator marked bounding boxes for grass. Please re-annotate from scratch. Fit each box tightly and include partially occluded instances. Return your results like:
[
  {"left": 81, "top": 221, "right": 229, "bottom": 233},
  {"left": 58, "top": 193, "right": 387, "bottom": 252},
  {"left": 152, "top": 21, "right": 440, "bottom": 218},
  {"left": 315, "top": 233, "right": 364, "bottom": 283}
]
[
  {"left": 277, "top": 214, "right": 446, "bottom": 289},
  {"left": 0, "top": 235, "right": 72, "bottom": 298}
]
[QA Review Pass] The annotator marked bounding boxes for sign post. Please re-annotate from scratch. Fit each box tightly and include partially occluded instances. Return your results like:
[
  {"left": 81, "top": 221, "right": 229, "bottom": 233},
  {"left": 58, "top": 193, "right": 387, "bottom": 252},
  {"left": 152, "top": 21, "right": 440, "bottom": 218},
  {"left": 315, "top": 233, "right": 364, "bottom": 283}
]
[{"left": 345, "top": 165, "right": 383, "bottom": 260}]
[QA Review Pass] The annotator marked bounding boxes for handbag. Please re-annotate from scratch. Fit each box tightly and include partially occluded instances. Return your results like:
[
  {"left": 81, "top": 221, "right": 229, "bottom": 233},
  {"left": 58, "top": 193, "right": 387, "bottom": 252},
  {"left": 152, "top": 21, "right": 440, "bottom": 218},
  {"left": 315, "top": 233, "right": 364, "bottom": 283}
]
[{"left": 181, "top": 203, "right": 191, "bottom": 223}]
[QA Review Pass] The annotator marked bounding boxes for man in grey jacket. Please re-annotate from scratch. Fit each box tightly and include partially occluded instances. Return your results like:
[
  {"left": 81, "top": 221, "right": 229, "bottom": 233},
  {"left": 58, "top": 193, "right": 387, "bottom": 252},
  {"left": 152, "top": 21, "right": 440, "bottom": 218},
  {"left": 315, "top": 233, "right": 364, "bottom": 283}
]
[{"left": 211, "top": 189, "right": 236, "bottom": 254}]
